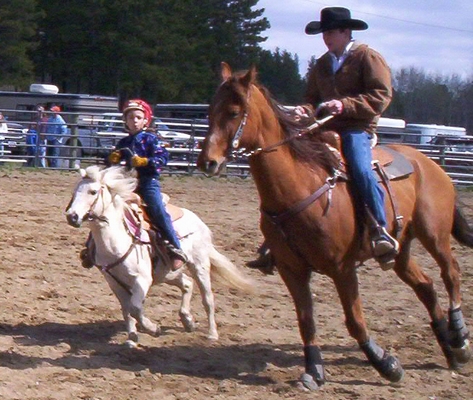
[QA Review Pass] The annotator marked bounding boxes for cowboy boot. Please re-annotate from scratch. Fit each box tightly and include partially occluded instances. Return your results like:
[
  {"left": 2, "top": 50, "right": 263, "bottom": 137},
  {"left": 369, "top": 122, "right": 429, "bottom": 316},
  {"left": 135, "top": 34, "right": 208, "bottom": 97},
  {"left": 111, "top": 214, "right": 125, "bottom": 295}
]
[
  {"left": 370, "top": 226, "right": 400, "bottom": 270},
  {"left": 246, "top": 250, "right": 276, "bottom": 275},
  {"left": 166, "top": 244, "right": 189, "bottom": 271}
]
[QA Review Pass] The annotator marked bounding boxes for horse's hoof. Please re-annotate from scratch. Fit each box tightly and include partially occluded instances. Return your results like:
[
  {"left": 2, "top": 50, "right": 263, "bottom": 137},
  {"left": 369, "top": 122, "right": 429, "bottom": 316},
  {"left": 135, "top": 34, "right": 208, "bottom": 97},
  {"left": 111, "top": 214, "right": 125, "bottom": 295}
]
[
  {"left": 153, "top": 326, "right": 162, "bottom": 337},
  {"left": 451, "top": 339, "right": 471, "bottom": 366},
  {"left": 207, "top": 332, "right": 219, "bottom": 341},
  {"left": 299, "top": 373, "right": 321, "bottom": 391},
  {"left": 125, "top": 339, "right": 138, "bottom": 349},
  {"left": 380, "top": 354, "right": 405, "bottom": 383}
]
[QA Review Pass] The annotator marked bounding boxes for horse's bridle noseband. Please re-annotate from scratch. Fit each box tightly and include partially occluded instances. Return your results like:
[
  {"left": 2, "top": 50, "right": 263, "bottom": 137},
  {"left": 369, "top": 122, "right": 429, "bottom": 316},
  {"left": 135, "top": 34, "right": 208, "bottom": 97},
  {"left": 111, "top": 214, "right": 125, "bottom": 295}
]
[{"left": 85, "top": 185, "right": 109, "bottom": 223}]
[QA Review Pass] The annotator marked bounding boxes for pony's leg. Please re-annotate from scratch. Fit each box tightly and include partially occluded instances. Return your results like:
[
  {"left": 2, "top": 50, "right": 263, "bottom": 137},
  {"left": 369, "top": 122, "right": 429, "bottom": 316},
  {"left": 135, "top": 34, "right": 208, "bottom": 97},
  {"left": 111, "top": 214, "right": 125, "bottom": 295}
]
[
  {"left": 190, "top": 261, "right": 218, "bottom": 340},
  {"left": 164, "top": 271, "right": 196, "bottom": 333},
  {"left": 129, "top": 277, "right": 160, "bottom": 337},
  {"left": 104, "top": 275, "right": 139, "bottom": 347},
  {"left": 276, "top": 264, "right": 324, "bottom": 390},
  {"left": 332, "top": 268, "right": 405, "bottom": 383},
  {"left": 398, "top": 235, "right": 471, "bottom": 367}
]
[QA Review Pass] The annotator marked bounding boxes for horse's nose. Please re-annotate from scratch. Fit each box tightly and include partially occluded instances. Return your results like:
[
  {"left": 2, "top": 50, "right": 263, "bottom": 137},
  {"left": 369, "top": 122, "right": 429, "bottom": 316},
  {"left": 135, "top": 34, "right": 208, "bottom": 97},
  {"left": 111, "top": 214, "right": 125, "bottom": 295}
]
[
  {"left": 66, "top": 212, "right": 81, "bottom": 227},
  {"left": 200, "top": 160, "right": 219, "bottom": 176}
]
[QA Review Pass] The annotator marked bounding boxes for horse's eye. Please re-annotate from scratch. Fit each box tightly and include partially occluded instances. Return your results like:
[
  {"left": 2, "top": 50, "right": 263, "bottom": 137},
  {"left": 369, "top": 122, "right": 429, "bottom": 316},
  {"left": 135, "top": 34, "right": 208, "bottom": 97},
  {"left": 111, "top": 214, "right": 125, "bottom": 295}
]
[
  {"left": 230, "top": 110, "right": 239, "bottom": 119},
  {"left": 89, "top": 190, "right": 98, "bottom": 196}
]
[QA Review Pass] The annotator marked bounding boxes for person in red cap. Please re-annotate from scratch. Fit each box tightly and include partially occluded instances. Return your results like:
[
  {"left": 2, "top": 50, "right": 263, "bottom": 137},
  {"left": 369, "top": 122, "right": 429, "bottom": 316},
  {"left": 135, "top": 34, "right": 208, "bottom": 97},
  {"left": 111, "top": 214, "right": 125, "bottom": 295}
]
[
  {"left": 45, "top": 105, "right": 67, "bottom": 167},
  {"left": 80, "top": 99, "right": 187, "bottom": 272}
]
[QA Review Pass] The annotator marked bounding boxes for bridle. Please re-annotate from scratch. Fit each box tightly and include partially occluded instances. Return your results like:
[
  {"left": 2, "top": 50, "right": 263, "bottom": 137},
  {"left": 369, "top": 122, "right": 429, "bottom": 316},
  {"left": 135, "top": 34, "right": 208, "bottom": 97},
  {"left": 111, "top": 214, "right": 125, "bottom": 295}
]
[
  {"left": 83, "top": 185, "right": 109, "bottom": 223},
  {"left": 80, "top": 182, "right": 143, "bottom": 287},
  {"left": 226, "top": 84, "right": 334, "bottom": 160}
]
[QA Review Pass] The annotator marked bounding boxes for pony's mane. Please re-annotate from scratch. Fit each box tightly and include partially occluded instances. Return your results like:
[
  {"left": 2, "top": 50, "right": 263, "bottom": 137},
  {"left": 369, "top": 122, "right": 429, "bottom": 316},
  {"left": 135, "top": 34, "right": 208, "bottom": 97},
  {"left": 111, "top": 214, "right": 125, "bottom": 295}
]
[
  {"left": 256, "top": 84, "right": 340, "bottom": 173},
  {"left": 83, "top": 165, "right": 138, "bottom": 202}
]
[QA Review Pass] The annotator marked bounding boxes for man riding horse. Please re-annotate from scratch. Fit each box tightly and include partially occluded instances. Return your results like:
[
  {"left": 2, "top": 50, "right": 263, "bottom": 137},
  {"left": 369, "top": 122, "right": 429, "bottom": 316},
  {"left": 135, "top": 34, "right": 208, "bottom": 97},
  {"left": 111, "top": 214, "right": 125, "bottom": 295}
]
[{"left": 248, "top": 7, "right": 398, "bottom": 272}]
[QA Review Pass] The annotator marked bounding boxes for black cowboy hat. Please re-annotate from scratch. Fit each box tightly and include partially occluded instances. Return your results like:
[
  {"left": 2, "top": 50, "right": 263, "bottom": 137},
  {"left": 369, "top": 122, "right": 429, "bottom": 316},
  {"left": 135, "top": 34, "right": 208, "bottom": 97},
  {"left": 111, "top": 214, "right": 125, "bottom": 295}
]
[{"left": 305, "top": 7, "right": 368, "bottom": 35}]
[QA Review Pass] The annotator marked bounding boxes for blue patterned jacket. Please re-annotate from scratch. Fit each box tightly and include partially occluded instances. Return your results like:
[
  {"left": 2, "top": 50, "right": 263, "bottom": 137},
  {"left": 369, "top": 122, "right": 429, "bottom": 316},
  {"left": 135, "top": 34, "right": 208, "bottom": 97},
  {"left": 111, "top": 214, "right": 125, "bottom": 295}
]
[{"left": 114, "top": 131, "right": 169, "bottom": 178}]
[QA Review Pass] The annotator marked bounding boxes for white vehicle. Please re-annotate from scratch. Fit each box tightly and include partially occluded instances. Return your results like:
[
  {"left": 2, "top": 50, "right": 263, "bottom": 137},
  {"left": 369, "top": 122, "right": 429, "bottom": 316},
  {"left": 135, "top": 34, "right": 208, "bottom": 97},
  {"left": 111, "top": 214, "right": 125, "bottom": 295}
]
[{"left": 404, "top": 123, "right": 467, "bottom": 146}]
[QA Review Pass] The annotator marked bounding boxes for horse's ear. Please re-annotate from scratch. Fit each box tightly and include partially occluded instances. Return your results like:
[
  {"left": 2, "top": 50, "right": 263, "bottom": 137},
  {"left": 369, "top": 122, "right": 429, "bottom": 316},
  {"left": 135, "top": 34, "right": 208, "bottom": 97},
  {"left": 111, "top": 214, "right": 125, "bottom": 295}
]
[
  {"left": 221, "top": 62, "right": 232, "bottom": 82},
  {"left": 241, "top": 65, "right": 257, "bottom": 88},
  {"left": 79, "top": 168, "right": 87, "bottom": 178}
]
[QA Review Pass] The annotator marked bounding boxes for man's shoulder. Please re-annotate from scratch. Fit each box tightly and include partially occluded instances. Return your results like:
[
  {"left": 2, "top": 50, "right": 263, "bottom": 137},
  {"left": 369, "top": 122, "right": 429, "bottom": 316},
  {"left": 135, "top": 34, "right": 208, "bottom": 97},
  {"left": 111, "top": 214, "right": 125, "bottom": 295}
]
[{"left": 351, "top": 41, "right": 385, "bottom": 58}]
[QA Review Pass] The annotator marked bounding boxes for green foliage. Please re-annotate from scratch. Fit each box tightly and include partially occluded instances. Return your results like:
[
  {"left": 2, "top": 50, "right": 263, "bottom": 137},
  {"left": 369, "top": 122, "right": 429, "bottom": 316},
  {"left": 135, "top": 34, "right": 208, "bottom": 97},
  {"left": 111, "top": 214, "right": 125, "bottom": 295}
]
[
  {"left": 0, "top": 0, "right": 42, "bottom": 89},
  {"left": 386, "top": 67, "right": 473, "bottom": 131},
  {"left": 256, "top": 48, "right": 306, "bottom": 104}
]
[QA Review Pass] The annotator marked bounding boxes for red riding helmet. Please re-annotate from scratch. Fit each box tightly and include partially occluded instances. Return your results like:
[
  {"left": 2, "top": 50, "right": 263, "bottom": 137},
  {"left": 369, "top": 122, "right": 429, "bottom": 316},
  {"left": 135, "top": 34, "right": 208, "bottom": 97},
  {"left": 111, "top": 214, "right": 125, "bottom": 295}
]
[{"left": 122, "top": 99, "right": 153, "bottom": 128}]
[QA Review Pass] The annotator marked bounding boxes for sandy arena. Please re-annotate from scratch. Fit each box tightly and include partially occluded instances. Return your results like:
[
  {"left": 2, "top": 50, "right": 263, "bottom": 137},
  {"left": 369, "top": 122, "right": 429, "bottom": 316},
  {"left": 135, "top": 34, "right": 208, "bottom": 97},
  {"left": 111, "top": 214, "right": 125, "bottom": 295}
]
[{"left": 0, "top": 168, "right": 471, "bottom": 399}]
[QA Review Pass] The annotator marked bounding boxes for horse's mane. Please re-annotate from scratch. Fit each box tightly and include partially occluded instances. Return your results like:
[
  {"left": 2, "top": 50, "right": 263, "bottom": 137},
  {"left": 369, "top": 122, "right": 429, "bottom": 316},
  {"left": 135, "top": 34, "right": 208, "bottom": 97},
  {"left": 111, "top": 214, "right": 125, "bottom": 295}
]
[
  {"left": 83, "top": 165, "right": 138, "bottom": 202},
  {"left": 255, "top": 85, "right": 340, "bottom": 173}
]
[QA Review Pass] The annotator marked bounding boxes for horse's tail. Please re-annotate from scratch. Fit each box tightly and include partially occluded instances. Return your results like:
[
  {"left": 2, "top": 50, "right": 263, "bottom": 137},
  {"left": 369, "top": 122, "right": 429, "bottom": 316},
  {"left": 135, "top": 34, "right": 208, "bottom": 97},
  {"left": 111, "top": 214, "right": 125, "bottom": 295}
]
[
  {"left": 209, "top": 246, "right": 255, "bottom": 293},
  {"left": 452, "top": 204, "right": 473, "bottom": 247}
]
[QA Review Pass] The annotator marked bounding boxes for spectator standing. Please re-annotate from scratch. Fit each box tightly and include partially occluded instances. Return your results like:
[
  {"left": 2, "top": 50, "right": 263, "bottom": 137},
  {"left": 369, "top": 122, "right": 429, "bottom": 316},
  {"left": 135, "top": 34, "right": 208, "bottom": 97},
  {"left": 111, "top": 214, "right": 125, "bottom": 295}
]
[
  {"left": 27, "top": 105, "right": 48, "bottom": 167},
  {"left": 45, "top": 105, "right": 67, "bottom": 167}
]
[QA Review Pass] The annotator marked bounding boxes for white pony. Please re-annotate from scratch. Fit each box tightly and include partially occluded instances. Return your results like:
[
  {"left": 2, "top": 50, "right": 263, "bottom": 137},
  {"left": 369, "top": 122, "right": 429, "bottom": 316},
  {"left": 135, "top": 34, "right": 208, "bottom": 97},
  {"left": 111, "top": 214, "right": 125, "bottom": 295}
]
[{"left": 66, "top": 165, "right": 254, "bottom": 347}]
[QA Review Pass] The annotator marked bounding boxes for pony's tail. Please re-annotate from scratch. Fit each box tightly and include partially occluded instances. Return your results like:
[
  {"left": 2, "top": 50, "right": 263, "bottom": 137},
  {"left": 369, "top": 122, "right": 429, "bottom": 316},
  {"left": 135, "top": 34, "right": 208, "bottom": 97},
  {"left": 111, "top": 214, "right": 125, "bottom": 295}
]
[
  {"left": 452, "top": 204, "right": 473, "bottom": 247},
  {"left": 209, "top": 247, "right": 256, "bottom": 294}
]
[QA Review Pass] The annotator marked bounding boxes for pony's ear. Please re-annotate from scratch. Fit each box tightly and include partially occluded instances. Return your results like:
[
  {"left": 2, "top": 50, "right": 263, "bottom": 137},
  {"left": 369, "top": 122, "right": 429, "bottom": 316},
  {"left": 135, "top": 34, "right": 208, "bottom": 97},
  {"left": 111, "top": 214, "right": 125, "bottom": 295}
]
[
  {"left": 221, "top": 62, "right": 232, "bottom": 81},
  {"left": 79, "top": 168, "right": 87, "bottom": 178},
  {"left": 241, "top": 65, "right": 257, "bottom": 88}
]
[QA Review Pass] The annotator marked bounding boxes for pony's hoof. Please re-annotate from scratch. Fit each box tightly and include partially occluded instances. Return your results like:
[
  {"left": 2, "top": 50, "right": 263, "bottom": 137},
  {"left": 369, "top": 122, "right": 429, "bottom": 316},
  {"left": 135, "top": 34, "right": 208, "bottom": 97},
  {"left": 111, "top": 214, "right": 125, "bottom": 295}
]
[
  {"left": 179, "top": 312, "right": 195, "bottom": 332},
  {"left": 299, "top": 373, "right": 321, "bottom": 391},
  {"left": 125, "top": 339, "right": 138, "bottom": 349}
]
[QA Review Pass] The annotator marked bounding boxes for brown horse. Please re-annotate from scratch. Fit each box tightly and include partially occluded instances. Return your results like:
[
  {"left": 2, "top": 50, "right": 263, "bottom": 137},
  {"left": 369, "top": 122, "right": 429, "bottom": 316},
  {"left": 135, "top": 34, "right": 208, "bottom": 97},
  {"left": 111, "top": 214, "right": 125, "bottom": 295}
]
[{"left": 197, "top": 62, "right": 472, "bottom": 390}]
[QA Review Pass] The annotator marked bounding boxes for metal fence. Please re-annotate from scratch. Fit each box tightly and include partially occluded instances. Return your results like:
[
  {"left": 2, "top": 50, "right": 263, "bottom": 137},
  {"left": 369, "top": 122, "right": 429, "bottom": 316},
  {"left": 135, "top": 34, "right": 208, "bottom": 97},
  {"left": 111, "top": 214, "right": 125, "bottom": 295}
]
[{"left": 1, "top": 109, "right": 472, "bottom": 184}]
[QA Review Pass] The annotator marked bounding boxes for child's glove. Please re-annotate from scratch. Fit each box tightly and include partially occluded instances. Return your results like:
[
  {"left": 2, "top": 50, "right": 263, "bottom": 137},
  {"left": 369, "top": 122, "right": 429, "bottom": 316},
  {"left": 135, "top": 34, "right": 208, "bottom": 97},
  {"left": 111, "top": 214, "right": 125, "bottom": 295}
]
[
  {"left": 108, "top": 151, "right": 121, "bottom": 164},
  {"left": 131, "top": 155, "right": 148, "bottom": 167}
]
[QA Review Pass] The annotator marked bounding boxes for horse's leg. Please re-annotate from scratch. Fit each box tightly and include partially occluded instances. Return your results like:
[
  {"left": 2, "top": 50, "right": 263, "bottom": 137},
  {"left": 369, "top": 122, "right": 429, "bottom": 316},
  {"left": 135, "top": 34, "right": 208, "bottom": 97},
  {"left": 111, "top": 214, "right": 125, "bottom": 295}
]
[
  {"left": 164, "top": 271, "right": 196, "bottom": 333},
  {"left": 332, "top": 268, "right": 405, "bottom": 383},
  {"left": 277, "top": 264, "right": 324, "bottom": 390},
  {"left": 190, "top": 260, "right": 218, "bottom": 340},
  {"left": 408, "top": 229, "right": 471, "bottom": 367}
]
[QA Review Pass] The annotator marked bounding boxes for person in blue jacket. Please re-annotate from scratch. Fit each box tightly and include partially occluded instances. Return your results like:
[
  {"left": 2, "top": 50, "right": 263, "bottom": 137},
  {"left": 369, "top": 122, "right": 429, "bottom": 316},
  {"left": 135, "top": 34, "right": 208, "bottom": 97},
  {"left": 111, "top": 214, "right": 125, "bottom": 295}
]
[
  {"left": 109, "top": 99, "right": 187, "bottom": 271},
  {"left": 45, "top": 105, "right": 67, "bottom": 167}
]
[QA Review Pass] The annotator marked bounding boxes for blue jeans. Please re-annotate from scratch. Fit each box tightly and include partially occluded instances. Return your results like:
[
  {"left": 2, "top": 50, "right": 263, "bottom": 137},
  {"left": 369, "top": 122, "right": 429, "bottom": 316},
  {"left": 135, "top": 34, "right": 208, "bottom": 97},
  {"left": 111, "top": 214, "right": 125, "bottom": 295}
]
[
  {"left": 137, "top": 176, "right": 181, "bottom": 249},
  {"left": 340, "top": 130, "right": 387, "bottom": 227},
  {"left": 47, "top": 138, "right": 61, "bottom": 168}
]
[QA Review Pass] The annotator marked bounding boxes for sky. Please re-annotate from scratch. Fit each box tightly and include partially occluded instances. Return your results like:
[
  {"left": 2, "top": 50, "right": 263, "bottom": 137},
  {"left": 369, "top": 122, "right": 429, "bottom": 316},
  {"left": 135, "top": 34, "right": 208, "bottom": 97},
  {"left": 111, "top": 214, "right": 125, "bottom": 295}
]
[{"left": 255, "top": 0, "right": 473, "bottom": 79}]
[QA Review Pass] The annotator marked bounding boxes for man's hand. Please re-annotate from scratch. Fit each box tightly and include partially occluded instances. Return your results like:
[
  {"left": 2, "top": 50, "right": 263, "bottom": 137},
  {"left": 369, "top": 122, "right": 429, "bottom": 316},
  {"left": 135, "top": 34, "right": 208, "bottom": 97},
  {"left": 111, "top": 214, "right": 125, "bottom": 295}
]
[
  {"left": 316, "top": 100, "right": 344, "bottom": 116},
  {"left": 131, "top": 155, "right": 148, "bottom": 167},
  {"left": 108, "top": 151, "right": 121, "bottom": 164}
]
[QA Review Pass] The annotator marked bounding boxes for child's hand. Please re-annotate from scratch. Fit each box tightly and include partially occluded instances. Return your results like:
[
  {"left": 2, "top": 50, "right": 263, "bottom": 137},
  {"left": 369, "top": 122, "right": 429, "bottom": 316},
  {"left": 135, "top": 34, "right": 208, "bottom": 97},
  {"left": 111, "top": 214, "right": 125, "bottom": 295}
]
[
  {"left": 131, "top": 155, "right": 148, "bottom": 167},
  {"left": 108, "top": 151, "right": 121, "bottom": 164}
]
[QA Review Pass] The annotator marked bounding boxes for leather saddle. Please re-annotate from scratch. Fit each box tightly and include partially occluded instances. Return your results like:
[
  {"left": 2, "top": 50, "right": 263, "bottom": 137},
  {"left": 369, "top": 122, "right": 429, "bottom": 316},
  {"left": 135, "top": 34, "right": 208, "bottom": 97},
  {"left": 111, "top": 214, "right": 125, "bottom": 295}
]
[{"left": 123, "top": 193, "right": 185, "bottom": 244}]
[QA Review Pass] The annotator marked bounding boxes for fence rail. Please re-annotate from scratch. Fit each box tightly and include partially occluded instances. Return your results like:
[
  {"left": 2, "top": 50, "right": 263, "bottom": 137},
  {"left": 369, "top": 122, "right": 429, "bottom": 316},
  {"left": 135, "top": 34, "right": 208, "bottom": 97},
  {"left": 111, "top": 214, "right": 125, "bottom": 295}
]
[{"left": 1, "top": 109, "right": 472, "bottom": 184}]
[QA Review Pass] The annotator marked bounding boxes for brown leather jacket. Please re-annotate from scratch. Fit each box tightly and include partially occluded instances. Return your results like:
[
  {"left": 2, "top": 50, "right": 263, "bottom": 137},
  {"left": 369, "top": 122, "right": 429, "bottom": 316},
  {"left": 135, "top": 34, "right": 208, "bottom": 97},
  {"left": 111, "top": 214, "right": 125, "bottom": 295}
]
[{"left": 304, "top": 41, "right": 392, "bottom": 135}]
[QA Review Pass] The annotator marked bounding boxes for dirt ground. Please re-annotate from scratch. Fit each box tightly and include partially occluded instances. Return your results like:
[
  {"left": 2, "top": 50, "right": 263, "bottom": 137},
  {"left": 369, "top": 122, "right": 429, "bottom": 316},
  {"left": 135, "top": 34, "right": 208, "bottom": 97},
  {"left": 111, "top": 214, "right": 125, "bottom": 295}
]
[{"left": 0, "top": 167, "right": 471, "bottom": 400}]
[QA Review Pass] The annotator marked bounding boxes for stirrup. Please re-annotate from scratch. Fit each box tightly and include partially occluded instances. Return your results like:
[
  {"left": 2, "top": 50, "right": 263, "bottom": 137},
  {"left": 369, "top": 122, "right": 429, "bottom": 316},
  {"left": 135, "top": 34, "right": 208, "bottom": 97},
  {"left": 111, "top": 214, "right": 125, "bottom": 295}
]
[
  {"left": 166, "top": 244, "right": 188, "bottom": 271},
  {"left": 370, "top": 227, "right": 399, "bottom": 270}
]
